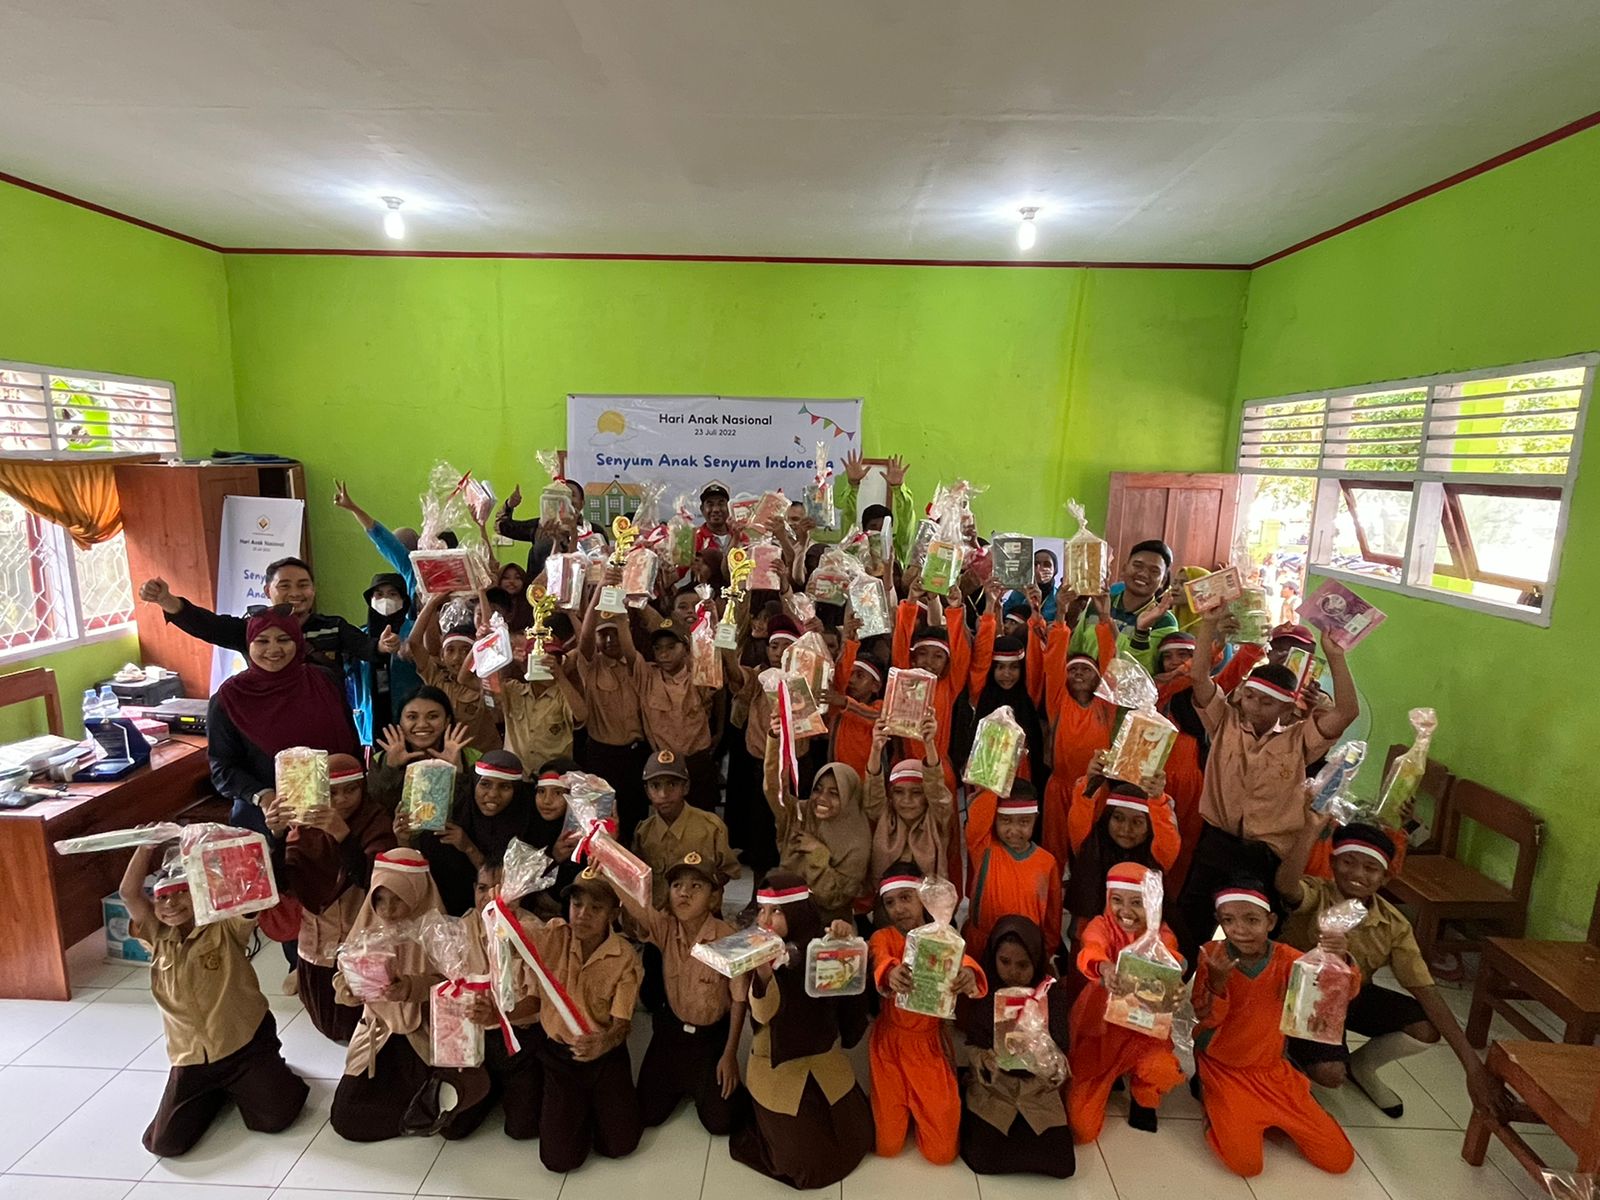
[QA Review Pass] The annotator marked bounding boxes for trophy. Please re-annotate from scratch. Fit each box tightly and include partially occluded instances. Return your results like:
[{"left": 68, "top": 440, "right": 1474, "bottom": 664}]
[
  {"left": 714, "top": 547, "right": 755, "bottom": 651},
  {"left": 524, "top": 583, "right": 559, "bottom": 681},
  {"left": 597, "top": 515, "right": 638, "bottom": 614}
]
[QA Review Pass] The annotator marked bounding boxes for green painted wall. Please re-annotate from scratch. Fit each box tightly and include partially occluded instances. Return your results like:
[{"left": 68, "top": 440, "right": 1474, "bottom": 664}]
[
  {"left": 0, "top": 182, "right": 239, "bottom": 737},
  {"left": 1235, "top": 126, "right": 1600, "bottom": 938},
  {"left": 223, "top": 256, "right": 1247, "bottom": 612}
]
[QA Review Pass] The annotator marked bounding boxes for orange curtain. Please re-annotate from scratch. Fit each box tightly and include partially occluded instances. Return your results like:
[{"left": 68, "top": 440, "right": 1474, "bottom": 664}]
[{"left": 0, "top": 459, "right": 123, "bottom": 549}]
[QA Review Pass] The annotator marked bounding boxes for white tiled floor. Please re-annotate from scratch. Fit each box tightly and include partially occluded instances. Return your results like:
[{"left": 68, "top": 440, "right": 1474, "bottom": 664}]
[{"left": 0, "top": 935, "right": 1575, "bottom": 1200}]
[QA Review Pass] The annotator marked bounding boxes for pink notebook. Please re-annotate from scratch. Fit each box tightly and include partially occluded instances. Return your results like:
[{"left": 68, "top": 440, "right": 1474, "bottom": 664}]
[{"left": 1302, "top": 578, "right": 1387, "bottom": 651}]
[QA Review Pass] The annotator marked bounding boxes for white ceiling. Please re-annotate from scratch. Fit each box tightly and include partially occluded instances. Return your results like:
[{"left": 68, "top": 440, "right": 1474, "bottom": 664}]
[{"left": 2, "top": 1, "right": 1597, "bottom": 262}]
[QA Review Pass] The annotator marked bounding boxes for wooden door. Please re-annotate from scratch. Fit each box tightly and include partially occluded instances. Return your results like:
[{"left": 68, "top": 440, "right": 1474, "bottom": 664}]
[{"left": 1104, "top": 472, "right": 1241, "bottom": 573}]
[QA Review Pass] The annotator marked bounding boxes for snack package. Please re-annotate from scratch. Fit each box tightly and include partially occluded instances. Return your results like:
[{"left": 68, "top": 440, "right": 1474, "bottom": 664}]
[
  {"left": 665, "top": 495, "right": 698, "bottom": 568},
  {"left": 919, "top": 481, "right": 980, "bottom": 596},
  {"left": 1371, "top": 708, "right": 1437, "bottom": 826},
  {"left": 690, "top": 604, "right": 723, "bottom": 689},
  {"left": 482, "top": 838, "right": 559, "bottom": 1014},
  {"left": 274, "top": 746, "right": 329, "bottom": 821},
  {"left": 993, "top": 986, "right": 1033, "bottom": 1071},
  {"left": 881, "top": 667, "right": 936, "bottom": 738},
  {"left": 1303, "top": 577, "right": 1387, "bottom": 651},
  {"left": 402, "top": 759, "right": 457, "bottom": 833},
  {"left": 561, "top": 771, "right": 651, "bottom": 907},
  {"left": 472, "top": 612, "right": 513, "bottom": 679},
  {"left": 1283, "top": 645, "right": 1316, "bottom": 696},
  {"left": 1002, "top": 981, "right": 1068, "bottom": 1086},
  {"left": 1104, "top": 708, "right": 1178, "bottom": 785},
  {"left": 990, "top": 534, "right": 1035, "bottom": 590},
  {"left": 897, "top": 876, "right": 965, "bottom": 1019},
  {"left": 55, "top": 822, "right": 183, "bottom": 855},
  {"left": 1064, "top": 499, "right": 1111, "bottom": 595},
  {"left": 546, "top": 552, "right": 587, "bottom": 611},
  {"left": 1094, "top": 652, "right": 1160, "bottom": 712},
  {"left": 630, "top": 480, "right": 669, "bottom": 533},
  {"left": 1225, "top": 587, "right": 1270, "bottom": 647},
  {"left": 803, "top": 442, "right": 837, "bottom": 530},
  {"left": 1280, "top": 898, "right": 1368, "bottom": 1043},
  {"left": 460, "top": 474, "right": 496, "bottom": 526},
  {"left": 418, "top": 460, "right": 477, "bottom": 549},
  {"left": 846, "top": 569, "right": 891, "bottom": 638},
  {"left": 180, "top": 824, "right": 280, "bottom": 925},
  {"left": 336, "top": 926, "right": 403, "bottom": 1002},
  {"left": 691, "top": 925, "right": 788, "bottom": 978},
  {"left": 1171, "top": 985, "right": 1199, "bottom": 1078},
  {"left": 1104, "top": 869, "right": 1184, "bottom": 1038},
  {"left": 806, "top": 545, "right": 854, "bottom": 606},
  {"left": 421, "top": 913, "right": 487, "bottom": 1067},
  {"left": 559, "top": 771, "right": 618, "bottom": 838},
  {"left": 1309, "top": 740, "right": 1367, "bottom": 818},
  {"left": 749, "top": 490, "right": 790, "bottom": 532},
  {"left": 759, "top": 668, "right": 828, "bottom": 737},
  {"left": 781, "top": 631, "right": 834, "bottom": 708},
  {"left": 411, "top": 547, "right": 493, "bottom": 597},
  {"left": 805, "top": 936, "right": 868, "bottom": 997},
  {"left": 621, "top": 547, "right": 659, "bottom": 606},
  {"left": 729, "top": 494, "right": 758, "bottom": 530},
  {"left": 534, "top": 449, "right": 575, "bottom": 525},
  {"left": 748, "top": 538, "right": 786, "bottom": 592},
  {"left": 1183, "top": 566, "right": 1244, "bottom": 615},
  {"left": 908, "top": 515, "right": 939, "bottom": 569},
  {"left": 963, "top": 706, "right": 1025, "bottom": 796}
]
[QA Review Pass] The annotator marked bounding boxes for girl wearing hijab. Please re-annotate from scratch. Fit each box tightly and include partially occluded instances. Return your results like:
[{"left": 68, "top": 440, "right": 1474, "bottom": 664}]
[
  {"left": 1067, "top": 862, "right": 1185, "bottom": 1142},
  {"left": 397, "top": 749, "right": 531, "bottom": 915},
  {"left": 356, "top": 571, "right": 418, "bottom": 745},
  {"left": 959, "top": 624, "right": 1046, "bottom": 787},
  {"left": 522, "top": 759, "right": 583, "bottom": 919},
  {"left": 729, "top": 872, "right": 874, "bottom": 1189},
  {"left": 957, "top": 915, "right": 1075, "bottom": 1179},
  {"left": 280, "top": 754, "right": 398, "bottom": 1042},
  {"left": 1064, "top": 770, "right": 1181, "bottom": 941},
  {"left": 329, "top": 847, "right": 490, "bottom": 1141},
  {"left": 761, "top": 739, "right": 872, "bottom": 927},
  {"left": 1034, "top": 548, "right": 1061, "bottom": 623}
]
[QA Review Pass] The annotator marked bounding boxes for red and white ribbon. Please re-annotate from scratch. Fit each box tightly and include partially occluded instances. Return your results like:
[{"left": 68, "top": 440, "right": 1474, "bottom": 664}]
[
  {"left": 776, "top": 677, "right": 801, "bottom": 794},
  {"left": 483, "top": 896, "right": 593, "bottom": 1041}
]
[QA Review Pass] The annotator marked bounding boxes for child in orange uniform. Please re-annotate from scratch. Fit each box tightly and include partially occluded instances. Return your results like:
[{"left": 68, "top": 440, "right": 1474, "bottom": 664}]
[
  {"left": 869, "top": 866, "right": 987, "bottom": 1164},
  {"left": 1064, "top": 774, "right": 1180, "bottom": 938},
  {"left": 829, "top": 631, "right": 886, "bottom": 780},
  {"left": 963, "top": 784, "right": 1062, "bottom": 960},
  {"left": 1040, "top": 607, "right": 1117, "bottom": 871},
  {"left": 1067, "top": 863, "right": 1184, "bottom": 1140},
  {"left": 1192, "top": 882, "right": 1357, "bottom": 1178}
]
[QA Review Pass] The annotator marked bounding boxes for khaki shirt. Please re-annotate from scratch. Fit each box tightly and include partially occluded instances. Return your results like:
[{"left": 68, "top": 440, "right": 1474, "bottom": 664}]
[
  {"left": 632, "top": 658, "right": 714, "bottom": 757},
  {"left": 500, "top": 679, "right": 576, "bottom": 773},
  {"left": 1198, "top": 692, "right": 1336, "bottom": 857},
  {"left": 745, "top": 974, "right": 857, "bottom": 1116},
  {"left": 526, "top": 919, "right": 642, "bottom": 1046},
  {"left": 415, "top": 649, "right": 502, "bottom": 753},
  {"left": 576, "top": 652, "right": 646, "bottom": 746},
  {"left": 1284, "top": 875, "right": 1434, "bottom": 990},
  {"left": 297, "top": 886, "right": 363, "bottom": 967},
  {"left": 632, "top": 806, "right": 741, "bottom": 909},
  {"left": 136, "top": 916, "right": 269, "bottom": 1066},
  {"left": 636, "top": 906, "right": 736, "bottom": 1027}
]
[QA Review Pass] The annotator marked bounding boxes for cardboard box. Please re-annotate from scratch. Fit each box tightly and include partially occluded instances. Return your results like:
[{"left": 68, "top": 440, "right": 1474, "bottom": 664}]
[{"left": 103, "top": 893, "right": 151, "bottom": 965}]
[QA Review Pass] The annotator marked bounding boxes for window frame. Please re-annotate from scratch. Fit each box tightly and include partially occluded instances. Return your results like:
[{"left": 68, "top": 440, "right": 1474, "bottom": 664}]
[{"left": 1238, "top": 353, "right": 1595, "bottom": 628}]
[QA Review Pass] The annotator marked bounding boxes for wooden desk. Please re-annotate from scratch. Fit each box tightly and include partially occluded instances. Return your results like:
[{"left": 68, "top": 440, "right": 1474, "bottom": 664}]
[{"left": 0, "top": 735, "right": 213, "bottom": 1000}]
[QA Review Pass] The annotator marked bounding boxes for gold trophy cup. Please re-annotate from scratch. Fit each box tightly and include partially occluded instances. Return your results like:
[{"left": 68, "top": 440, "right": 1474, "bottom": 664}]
[
  {"left": 714, "top": 547, "right": 756, "bottom": 651},
  {"left": 524, "top": 583, "right": 560, "bottom": 681},
  {"left": 597, "top": 515, "right": 639, "bottom": 615}
]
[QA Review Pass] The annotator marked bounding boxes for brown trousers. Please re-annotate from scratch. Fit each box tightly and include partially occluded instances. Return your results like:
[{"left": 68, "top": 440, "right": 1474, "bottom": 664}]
[
  {"left": 298, "top": 961, "right": 359, "bottom": 1044},
  {"left": 536, "top": 1039, "right": 641, "bottom": 1173},
  {"left": 142, "top": 1013, "right": 307, "bottom": 1157}
]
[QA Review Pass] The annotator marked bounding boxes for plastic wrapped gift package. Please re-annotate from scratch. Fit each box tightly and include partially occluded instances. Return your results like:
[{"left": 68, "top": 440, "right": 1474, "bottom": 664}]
[
  {"left": 621, "top": 548, "right": 659, "bottom": 603},
  {"left": 1309, "top": 740, "right": 1367, "bottom": 818},
  {"left": 411, "top": 547, "right": 492, "bottom": 597},
  {"left": 584, "top": 833, "right": 654, "bottom": 910},
  {"left": 846, "top": 572, "right": 890, "bottom": 637},
  {"left": 804, "top": 936, "right": 868, "bottom": 997},
  {"left": 1104, "top": 708, "right": 1178, "bottom": 785},
  {"left": 881, "top": 667, "right": 936, "bottom": 738},
  {"left": 803, "top": 481, "right": 836, "bottom": 530},
  {"left": 1065, "top": 499, "right": 1111, "bottom": 595},
  {"left": 402, "top": 759, "right": 457, "bottom": 833},
  {"left": 919, "top": 539, "right": 962, "bottom": 596},
  {"left": 806, "top": 567, "right": 850, "bottom": 607},
  {"left": 897, "top": 922, "right": 964, "bottom": 1018},
  {"left": 1105, "top": 946, "right": 1185, "bottom": 1038},
  {"left": 963, "top": 707, "right": 1026, "bottom": 796},
  {"left": 472, "top": 620, "right": 513, "bottom": 679},
  {"left": 337, "top": 943, "right": 396, "bottom": 1002},
  {"left": 990, "top": 535, "right": 1035, "bottom": 590},
  {"left": 1182, "top": 566, "right": 1243, "bottom": 615},
  {"left": 993, "top": 986, "right": 1033, "bottom": 1071},
  {"left": 274, "top": 746, "right": 330, "bottom": 821},
  {"left": 1279, "top": 898, "right": 1367, "bottom": 1044},
  {"left": 729, "top": 495, "right": 758, "bottom": 530},
  {"left": 691, "top": 925, "right": 788, "bottom": 978},
  {"left": 749, "top": 541, "right": 785, "bottom": 591},
  {"left": 690, "top": 616, "right": 723, "bottom": 688},
  {"left": 538, "top": 483, "right": 574, "bottom": 525},
  {"left": 749, "top": 490, "right": 790, "bottom": 531},
  {"left": 759, "top": 669, "right": 828, "bottom": 737},
  {"left": 431, "top": 978, "right": 488, "bottom": 1067},
  {"left": 181, "top": 827, "right": 280, "bottom": 925},
  {"left": 1371, "top": 708, "right": 1437, "bottom": 826},
  {"left": 1227, "top": 588, "right": 1273, "bottom": 646},
  {"left": 546, "top": 552, "right": 587, "bottom": 610},
  {"left": 780, "top": 634, "right": 834, "bottom": 707}
]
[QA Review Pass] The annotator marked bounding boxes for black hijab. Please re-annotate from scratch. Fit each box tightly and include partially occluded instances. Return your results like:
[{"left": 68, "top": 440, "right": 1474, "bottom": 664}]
[
  {"left": 953, "top": 634, "right": 1046, "bottom": 785},
  {"left": 755, "top": 870, "right": 869, "bottom": 1065},
  {"left": 420, "top": 750, "right": 532, "bottom": 915},
  {"left": 1065, "top": 789, "right": 1159, "bottom": 923},
  {"left": 958, "top": 915, "right": 1070, "bottom": 1053}
]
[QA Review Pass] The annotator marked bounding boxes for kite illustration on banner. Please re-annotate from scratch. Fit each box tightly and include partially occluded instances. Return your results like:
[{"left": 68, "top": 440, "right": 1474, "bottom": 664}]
[{"left": 797, "top": 404, "right": 856, "bottom": 441}]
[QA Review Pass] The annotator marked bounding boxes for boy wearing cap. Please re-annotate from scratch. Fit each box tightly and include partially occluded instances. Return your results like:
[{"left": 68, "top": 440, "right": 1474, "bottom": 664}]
[
  {"left": 615, "top": 612, "right": 721, "bottom": 811},
  {"left": 869, "top": 863, "right": 987, "bottom": 1164},
  {"left": 120, "top": 842, "right": 308, "bottom": 1156},
  {"left": 407, "top": 593, "right": 502, "bottom": 753},
  {"left": 632, "top": 749, "right": 740, "bottom": 910},
  {"left": 1193, "top": 880, "right": 1357, "bottom": 1178},
  {"left": 1276, "top": 815, "right": 1503, "bottom": 1120},
  {"left": 1173, "top": 613, "right": 1359, "bottom": 963},
  {"left": 617, "top": 851, "right": 748, "bottom": 1133},
  {"left": 517, "top": 872, "right": 644, "bottom": 1172},
  {"left": 695, "top": 481, "right": 736, "bottom": 555},
  {"left": 963, "top": 782, "right": 1063, "bottom": 959}
]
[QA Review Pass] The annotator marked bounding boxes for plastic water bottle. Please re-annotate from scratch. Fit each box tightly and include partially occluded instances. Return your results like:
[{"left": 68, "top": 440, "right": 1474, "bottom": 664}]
[
  {"left": 96, "top": 685, "right": 120, "bottom": 720},
  {"left": 82, "top": 688, "right": 101, "bottom": 726}
]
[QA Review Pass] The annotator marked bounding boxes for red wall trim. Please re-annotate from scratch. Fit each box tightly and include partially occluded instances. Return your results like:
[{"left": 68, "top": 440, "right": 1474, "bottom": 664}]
[
  {"left": 5, "top": 107, "right": 1598, "bottom": 269},
  {"left": 1250, "top": 108, "right": 1600, "bottom": 269}
]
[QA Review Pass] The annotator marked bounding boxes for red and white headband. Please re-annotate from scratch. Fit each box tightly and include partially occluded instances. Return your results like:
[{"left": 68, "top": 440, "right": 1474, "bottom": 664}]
[
  {"left": 1105, "top": 794, "right": 1149, "bottom": 813},
  {"left": 997, "top": 797, "right": 1039, "bottom": 815},
  {"left": 910, "top": 637, "right": 949, "bottom": 656},
  {"left": 329, "top": 766, "right": 365, "bottom": 784},
  {"left": 768, "top": 631, "right": 798, "bottom": 646},
  {"left": 536, "top": 771, "right": 567, "bottom": 787},
  {"left": 153, "top": 876, "right": 190, "bottom": 897},
  {"left": 476, "top": 760, "right": 521, "bottom": 782},
  {"left": 1332, "top": 843, "right": 1391, "bottom": 868},
  {"left": 1067, "top": 652, "right": 1100, "bottom": 670},
  {"left": 852, "top": 660, "right": 882, "bottom": 683},
  {"left": 443, "top": 633, "right": 475, "bottom": 648},
  {"left": 992, "top": 649, "right": 1025, "bottom": 664},
  {"left": 889, "top": 760, "right": 923, "bottom": 785},
  {"left": 878, "top": 874, "right": 920, "bottom": 896},
  {"left": 1243, "top": 677, "right": 1297, "bottom": 703},
  {"left": 375, "top": 850, "right": 432, "bottom": 874},
  {"left": 756, "top": 884, "right": 812, "bottom": 906},
  {"left": 1214, "top": 888, "right": 1271, "bottom": 911},
  {"left": 1106, "top": 877, "right": 1143, "bottom": 894}
]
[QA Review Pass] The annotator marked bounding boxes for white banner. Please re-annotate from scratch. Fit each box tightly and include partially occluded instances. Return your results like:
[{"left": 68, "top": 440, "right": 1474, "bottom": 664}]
[
  {"left": 566, "top": 395, "right": 863, "bottom": 520},
  {"left": 210, "top": 496, "right": 306, "bottom": 692}
]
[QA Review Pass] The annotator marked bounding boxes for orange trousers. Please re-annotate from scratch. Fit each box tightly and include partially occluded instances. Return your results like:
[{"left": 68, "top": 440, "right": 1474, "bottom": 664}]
[
  {"left": 1067, "top": 1025, "right": 1184, "bottom": 1143},
  {"left": 869, "top": 1024, "right": 959, "bottom": 1164},
  {"left": 1198, "top": 1056, "right": 1354, "bottom": 1177}
]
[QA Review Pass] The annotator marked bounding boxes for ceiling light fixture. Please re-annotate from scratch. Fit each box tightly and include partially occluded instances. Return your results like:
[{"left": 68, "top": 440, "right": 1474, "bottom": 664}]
[
  {"left": 381, "top": 196, "right": 405, "bottom": 240},
  {"left": 1016, "top": 206, "right": 1039, "bottom": 252}
]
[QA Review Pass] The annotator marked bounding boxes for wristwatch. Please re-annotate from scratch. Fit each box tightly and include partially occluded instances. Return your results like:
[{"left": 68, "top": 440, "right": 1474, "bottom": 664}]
[{"left": 253, "top": 787, "right": 273, "bottom": 807}]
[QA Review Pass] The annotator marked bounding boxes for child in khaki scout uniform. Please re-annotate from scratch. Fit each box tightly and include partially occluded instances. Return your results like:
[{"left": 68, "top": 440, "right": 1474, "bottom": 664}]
[
  {"left": 121, "top": 843, "right": 308, "bottom": 1156},
  {"left": 618, "top": 851, "right": 749, "bottom": 1133},
  {"left": 631, "top": 749, "right": 740, "bottom": 911}
]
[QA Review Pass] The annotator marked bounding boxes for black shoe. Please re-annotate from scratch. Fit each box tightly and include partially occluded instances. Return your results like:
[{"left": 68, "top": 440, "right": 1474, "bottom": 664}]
[
  {"left": 401, "top": 1078, "right": 447, "bottom": 1137},
  {"left": 1188, "top": 1074, "right": 1203, "bottom": 1103},
  {"left": 1128, "top": 1100, "right": 1158, "bottom": 1132}
]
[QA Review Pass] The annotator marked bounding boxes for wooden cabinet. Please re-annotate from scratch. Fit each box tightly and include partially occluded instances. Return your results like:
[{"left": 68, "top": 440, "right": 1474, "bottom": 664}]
[
  {"left": 1104, "top": 472, "right": 1241, "bottom": 575},
  {"left": 115, "top": 461, "right": 308, "bottom": 697}
]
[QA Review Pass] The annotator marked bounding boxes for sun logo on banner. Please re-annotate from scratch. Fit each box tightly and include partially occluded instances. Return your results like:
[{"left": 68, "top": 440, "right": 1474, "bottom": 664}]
[
  {"left": 797, "top": 404, "right": 856, "bottom": 440},
  {"left": 596, "top": 409, "right": 627, "bottom": 435}
]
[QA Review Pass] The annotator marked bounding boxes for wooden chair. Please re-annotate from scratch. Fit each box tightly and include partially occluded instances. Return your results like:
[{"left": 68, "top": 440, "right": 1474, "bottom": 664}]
[
  {"left": 1466, "top": 885, "right": 1600, "bottom": 1048},
  {"left": 0, "top": 666, "right": 65, "bottom": 736},
  {"left": 1383, "top": 741, "right": 1454, "bottom": 855},
  {"left": 1462, "top": 1040, "right": 1600, "bottom": 1179},
  {"left": 1384, "top": 779, "right": 1542, "bottom": 967}
]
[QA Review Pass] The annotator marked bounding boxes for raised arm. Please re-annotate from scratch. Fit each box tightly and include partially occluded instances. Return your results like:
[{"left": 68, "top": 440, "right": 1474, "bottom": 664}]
[
  {"left": 118, "top": 843, "right": 159, "bottom": 928},
  {"left": 1312, "top": 635, "right": 1359, "bottom": 740},
  {"left": 1189, "top": 615, "right": 1221, "bottom": 707},
  {"left": 1274, "top": 801, "right": 1333, "bottom": 907}
]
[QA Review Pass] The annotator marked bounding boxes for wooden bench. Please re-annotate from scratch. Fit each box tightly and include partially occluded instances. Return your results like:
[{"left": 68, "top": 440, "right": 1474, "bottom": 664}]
[
  {"left": 1467, "top": 885, "right": 1600, "bottom": 1048},
  {"left": 1463, "top": 1040, "right": 1600, "bottom": 1179}
]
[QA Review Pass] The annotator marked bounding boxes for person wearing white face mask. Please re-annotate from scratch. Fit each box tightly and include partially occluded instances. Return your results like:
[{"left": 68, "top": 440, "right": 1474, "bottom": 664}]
[{"left": 361, "top": 572, "right": 419, "bottom": 742}]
